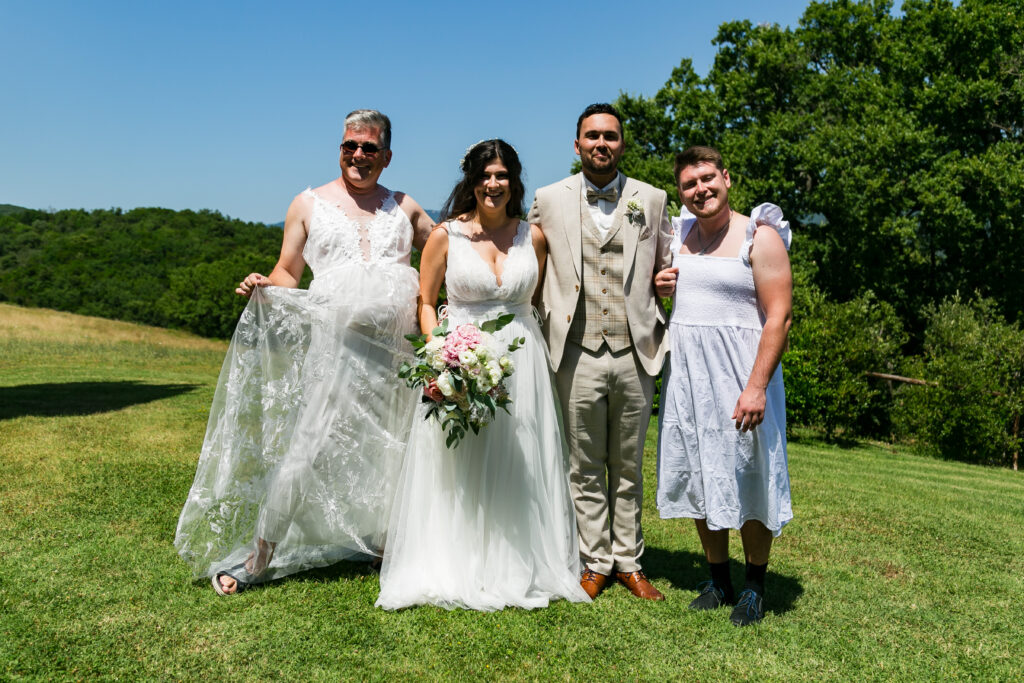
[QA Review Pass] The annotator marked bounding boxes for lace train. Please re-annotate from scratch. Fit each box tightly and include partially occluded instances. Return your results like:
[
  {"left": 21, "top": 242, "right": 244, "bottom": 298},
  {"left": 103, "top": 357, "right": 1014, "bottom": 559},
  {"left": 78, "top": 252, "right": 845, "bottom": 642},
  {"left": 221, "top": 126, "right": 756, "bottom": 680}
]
[{"left": 176, "top": 258, "right": 420, "bottom": 582}]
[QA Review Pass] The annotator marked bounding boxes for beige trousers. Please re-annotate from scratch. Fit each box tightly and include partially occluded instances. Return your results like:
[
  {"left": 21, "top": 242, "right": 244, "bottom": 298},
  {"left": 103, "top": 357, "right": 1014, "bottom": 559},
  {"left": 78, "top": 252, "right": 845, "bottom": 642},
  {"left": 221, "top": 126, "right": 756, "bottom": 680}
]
[{"left": 555, "top": 340, "right": 655, "bottom": 575}]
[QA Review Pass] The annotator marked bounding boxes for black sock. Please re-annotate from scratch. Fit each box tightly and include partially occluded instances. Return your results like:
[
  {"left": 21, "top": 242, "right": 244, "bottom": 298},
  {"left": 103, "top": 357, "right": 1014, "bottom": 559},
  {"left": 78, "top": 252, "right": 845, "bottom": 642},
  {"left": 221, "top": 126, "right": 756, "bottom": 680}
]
[
  {"left": 709, "top": 561, "right": 734, "bottom": 601},
  {"left": 744, "top": 561, "right": 768, "bottom": 595}
]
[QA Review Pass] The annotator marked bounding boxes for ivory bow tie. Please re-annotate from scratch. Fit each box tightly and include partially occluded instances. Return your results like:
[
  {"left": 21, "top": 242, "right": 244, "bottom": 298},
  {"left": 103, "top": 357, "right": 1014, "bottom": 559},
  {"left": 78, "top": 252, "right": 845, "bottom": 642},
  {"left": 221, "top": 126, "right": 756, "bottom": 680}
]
[{"left": 586, "top": 187, "right": 618, "bottom": 203}]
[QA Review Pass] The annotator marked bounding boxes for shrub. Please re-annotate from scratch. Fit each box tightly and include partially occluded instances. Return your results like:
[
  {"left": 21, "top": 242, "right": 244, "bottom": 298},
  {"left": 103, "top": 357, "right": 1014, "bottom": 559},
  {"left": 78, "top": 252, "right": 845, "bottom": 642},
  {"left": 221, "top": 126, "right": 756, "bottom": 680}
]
[
  {"left": 893, "top": 296, "right": 1024, "bottom": 467},
  {"left": 783, "top": 276, "right": 906, "bottom": 440}
]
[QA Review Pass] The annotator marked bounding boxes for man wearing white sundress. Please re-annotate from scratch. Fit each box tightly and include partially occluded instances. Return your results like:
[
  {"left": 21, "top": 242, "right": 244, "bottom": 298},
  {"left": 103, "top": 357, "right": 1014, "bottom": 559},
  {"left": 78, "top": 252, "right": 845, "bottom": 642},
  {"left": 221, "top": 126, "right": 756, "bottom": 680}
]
[{"left": 656, "top": 145, "right": 793, "bottom": 626}]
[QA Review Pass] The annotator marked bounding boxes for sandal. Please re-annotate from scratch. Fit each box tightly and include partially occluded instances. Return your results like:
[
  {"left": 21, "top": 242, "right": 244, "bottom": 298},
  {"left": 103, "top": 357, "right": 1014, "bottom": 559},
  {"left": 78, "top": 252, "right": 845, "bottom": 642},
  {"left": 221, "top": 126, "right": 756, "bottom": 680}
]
[
  {"left": 212, "top": 563, "right": 259, "bottom": 596},
  {"left": 211, "top": 539, "right": 276, "bottom": 595}
]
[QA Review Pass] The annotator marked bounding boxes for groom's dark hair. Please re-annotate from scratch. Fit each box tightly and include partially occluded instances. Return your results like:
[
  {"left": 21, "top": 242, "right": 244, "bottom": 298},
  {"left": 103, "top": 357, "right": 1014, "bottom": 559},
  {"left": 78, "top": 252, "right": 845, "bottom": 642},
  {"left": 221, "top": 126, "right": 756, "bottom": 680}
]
[{"left": 576, "top": 103, "right": 623, "bottom": 138}]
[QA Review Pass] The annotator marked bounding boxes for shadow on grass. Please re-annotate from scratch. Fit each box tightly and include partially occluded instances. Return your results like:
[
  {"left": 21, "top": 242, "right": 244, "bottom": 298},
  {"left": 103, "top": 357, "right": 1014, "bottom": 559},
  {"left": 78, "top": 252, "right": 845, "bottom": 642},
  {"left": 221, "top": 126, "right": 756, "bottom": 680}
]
[
  {"left": 290, "top": 558, "right": 380, "bottom": 584},
  {"left": 193, "top": 551, "right": 803, "bottom": 616},
  {"left": 644, "top": 545, "right": 804, "bottom": 616},
  {"left": 0, "top": 380, "right": 198, "bottom": 420}
]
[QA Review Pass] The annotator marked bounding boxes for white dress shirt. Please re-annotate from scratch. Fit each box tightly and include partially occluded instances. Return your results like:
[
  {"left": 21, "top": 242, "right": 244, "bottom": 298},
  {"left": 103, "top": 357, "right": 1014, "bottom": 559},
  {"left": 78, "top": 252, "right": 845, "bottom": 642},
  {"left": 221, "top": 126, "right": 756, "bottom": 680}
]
[{"left": 582, "top": 172, "right": 623, "bottom": 238}]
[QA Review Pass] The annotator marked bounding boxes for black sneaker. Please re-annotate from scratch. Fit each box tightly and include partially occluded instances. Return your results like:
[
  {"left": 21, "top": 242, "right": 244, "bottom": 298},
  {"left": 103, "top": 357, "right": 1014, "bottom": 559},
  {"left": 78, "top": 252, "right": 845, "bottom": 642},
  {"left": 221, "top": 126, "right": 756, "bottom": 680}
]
[
  {"left": 730, "top": 588, "right": 765, "bottom": 626},
  {"left": 688, "top": 581, "right": 730, "bottom": 610}
]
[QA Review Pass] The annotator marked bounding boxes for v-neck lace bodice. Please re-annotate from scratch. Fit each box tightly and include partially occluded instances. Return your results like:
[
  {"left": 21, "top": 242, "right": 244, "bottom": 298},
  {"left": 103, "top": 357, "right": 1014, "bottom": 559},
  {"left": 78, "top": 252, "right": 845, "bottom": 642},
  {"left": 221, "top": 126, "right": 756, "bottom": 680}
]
[
  {"left": 301, "top": 188, "right": 415, "bottom": 274},
  {"left": 443, "top": 220, "right": 536, "bottom": 316}
]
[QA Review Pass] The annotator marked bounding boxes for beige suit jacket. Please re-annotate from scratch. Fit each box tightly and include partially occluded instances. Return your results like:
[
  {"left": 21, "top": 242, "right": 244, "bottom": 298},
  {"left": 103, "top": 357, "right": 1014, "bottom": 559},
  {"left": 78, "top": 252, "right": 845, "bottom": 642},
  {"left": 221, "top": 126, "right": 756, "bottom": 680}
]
[{"left": 529, "top": 173, "right": 673, "bottom": 376}]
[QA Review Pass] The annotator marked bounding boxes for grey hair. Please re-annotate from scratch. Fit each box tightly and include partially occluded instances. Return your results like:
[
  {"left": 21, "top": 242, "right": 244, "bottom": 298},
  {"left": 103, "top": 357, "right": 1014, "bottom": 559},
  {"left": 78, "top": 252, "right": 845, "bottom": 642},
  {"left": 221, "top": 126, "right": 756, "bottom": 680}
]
[{"left": 344, "top": 109, "right": 392, "bottom": 150}]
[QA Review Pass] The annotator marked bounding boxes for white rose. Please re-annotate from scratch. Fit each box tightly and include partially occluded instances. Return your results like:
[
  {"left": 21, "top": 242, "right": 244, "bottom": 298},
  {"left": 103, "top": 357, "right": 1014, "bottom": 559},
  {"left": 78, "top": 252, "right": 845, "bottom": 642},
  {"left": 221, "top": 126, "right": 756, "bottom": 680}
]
[
  {"left": 486, "top": 361, "right": 503, "bottom": 385},
  {"left": 436, "top": 371, "right": 454, "bottom": 397},
  {"left": 424, "top": 339, "right": 446, "bottom": 370},
  {"left": 498, "top": 356, "right": 513, "bottom": 374},
  {"left": 458, "top": 349, "right": 479, "bottom": 367},
  {"left": 474, "top": 371, "right": 493, "bottom": 392}
]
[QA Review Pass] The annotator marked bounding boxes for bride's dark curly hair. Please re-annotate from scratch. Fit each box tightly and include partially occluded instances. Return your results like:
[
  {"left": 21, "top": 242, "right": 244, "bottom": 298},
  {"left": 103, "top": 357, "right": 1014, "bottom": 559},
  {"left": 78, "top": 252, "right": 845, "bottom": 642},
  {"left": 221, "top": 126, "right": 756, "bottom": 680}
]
[{"left": 440, "top": 139, "right": 524, "bottom": 221}]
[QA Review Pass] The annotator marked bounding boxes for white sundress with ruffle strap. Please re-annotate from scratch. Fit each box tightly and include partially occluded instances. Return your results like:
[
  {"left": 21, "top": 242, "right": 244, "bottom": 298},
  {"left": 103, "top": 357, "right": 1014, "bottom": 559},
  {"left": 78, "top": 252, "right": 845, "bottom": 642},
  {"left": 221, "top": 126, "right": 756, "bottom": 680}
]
[{"left": 656, "top": 203, "right": 793, "bottom": 535}]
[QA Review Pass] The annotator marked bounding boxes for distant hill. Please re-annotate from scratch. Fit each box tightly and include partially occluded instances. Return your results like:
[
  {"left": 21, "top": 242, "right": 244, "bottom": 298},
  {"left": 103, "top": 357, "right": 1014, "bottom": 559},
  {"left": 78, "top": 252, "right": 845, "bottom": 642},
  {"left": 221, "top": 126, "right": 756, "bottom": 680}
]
[
  {"left": 0, "top": 206, "right": 307, "bottom": 339},
  {"left": 1, "top": 205, "right": 438, "bottom": 226}
]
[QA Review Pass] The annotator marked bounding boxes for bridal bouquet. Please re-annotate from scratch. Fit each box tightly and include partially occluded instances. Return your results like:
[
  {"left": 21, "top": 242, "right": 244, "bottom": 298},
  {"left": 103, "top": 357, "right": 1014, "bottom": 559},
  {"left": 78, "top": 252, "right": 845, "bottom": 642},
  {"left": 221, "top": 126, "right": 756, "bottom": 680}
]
[{"left": 399, "top": 313, "right": 525, "bottom": 448}]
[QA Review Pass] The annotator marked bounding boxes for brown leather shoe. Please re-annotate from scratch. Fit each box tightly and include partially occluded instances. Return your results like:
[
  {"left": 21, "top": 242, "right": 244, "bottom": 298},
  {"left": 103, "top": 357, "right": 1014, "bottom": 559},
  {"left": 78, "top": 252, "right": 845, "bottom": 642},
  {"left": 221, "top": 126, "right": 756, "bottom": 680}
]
[
  {"left": 580, "top": 568, "right": 611, "bottom": 599},
  {"left": 615, "top": 570, "right": 665, "bottom": 601}
]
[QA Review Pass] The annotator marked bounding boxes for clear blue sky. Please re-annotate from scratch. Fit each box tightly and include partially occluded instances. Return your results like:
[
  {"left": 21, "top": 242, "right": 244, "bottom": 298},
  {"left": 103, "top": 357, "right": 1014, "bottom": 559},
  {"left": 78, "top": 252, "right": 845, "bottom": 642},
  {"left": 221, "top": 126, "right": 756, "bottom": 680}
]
[{"left": 3, "top": 0, "right": 824, "bottom": 223}]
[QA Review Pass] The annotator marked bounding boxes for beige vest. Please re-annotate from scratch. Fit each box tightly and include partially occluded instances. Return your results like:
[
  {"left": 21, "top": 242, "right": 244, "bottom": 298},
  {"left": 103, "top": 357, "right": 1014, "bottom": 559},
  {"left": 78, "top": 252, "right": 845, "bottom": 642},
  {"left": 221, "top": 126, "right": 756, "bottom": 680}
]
[{"left": 567, "top": 203, "right": 631, "bottom": 353}]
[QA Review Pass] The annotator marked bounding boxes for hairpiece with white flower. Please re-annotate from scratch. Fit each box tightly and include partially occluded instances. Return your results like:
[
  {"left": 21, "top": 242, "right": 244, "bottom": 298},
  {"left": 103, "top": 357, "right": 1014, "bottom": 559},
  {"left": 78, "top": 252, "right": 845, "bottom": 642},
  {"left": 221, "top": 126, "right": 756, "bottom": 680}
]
[{"left": 461, "top": 139, "right": 518, "bottom": 170}]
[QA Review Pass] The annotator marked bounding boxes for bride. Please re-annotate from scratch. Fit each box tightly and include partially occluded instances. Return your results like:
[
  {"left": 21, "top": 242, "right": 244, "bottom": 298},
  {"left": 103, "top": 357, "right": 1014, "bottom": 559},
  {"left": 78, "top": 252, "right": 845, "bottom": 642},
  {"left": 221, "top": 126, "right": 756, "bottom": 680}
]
[
  {"left": 174, "top": 110, "right": 434, "bottom": 594},
  {"left": 376, "top": 139, "right": 590, "bottom": 611}
]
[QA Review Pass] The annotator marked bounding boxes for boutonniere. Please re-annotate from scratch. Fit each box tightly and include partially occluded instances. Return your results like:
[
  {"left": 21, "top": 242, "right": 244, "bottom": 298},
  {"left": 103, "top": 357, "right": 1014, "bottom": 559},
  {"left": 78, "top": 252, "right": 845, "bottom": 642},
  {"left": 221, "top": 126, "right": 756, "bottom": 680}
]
[{"left": 626, "top": 200, "right": 645, "bottom": 227}]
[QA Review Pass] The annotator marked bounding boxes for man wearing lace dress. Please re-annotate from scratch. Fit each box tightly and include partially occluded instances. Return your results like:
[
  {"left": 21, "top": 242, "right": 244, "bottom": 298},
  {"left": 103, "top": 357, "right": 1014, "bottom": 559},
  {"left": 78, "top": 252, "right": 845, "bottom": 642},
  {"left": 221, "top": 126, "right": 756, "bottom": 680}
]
[
  {"left": 193, "top": 109, "right": 437, "bottom": 597},
  {"left": 528, "top": 103, "right": 677, "bottom": 601}
]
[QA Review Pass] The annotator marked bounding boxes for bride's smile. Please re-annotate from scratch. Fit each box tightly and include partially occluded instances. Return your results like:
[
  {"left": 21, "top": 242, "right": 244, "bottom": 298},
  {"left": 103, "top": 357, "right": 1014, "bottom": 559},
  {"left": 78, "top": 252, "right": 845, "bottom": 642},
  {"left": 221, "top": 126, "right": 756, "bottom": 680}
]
[{"left": 474, "top": 160, "right": 511, "bottom": 213}]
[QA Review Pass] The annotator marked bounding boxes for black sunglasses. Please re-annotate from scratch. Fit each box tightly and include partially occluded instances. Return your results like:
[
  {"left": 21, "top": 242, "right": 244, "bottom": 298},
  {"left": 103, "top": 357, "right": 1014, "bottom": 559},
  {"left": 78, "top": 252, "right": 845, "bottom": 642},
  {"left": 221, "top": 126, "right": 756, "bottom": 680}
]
[{"left": 341, "top": 140, "right": 384, "bottom": 157}]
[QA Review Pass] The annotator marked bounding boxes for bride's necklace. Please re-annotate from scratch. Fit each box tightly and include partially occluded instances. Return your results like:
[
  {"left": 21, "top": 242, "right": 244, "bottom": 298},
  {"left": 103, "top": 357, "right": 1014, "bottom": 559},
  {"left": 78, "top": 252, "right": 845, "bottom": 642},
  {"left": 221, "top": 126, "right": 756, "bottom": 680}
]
[{"left": 695, "top": 211, "right": 732, "bottom": 255}]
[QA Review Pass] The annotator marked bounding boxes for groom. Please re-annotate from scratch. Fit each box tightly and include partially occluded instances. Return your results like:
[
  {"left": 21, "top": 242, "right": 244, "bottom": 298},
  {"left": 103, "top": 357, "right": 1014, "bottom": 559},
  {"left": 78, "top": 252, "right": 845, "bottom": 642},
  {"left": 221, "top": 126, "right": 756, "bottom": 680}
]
[{"left": 529, "top": 103, "right": 677, "bottom": 600}]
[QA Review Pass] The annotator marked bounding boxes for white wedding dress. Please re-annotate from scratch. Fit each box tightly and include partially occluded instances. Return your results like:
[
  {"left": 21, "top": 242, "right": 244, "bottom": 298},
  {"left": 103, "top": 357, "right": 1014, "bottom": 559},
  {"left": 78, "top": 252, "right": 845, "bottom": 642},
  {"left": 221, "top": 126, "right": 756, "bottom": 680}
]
[
  {"left": 376, "top": 220, "right": 590, "bottom": 611},
  {"left": 175, "top": 188, "right": 419, "bottom": 583}
]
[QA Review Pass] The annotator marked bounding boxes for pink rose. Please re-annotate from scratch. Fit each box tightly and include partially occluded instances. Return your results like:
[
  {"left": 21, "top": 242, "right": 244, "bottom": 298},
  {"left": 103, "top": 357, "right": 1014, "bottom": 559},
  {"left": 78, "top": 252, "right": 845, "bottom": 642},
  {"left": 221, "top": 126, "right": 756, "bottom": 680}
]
[{"left": 441, "top": 324, "right": 483, "bottom": 366}]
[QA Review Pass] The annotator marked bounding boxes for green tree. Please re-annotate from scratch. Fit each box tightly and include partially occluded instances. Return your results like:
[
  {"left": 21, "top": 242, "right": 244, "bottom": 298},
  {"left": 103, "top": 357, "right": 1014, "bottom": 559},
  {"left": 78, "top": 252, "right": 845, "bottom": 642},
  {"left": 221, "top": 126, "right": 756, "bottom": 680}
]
[
  {"left": 783, "top": 275, "right": 907, "bottom": 440},
  {"left": 617, "top": 0, "right": 1024, "bottom": 332},
  {"left": 158, "top": 254, "right": 276, "bottom": 339}
]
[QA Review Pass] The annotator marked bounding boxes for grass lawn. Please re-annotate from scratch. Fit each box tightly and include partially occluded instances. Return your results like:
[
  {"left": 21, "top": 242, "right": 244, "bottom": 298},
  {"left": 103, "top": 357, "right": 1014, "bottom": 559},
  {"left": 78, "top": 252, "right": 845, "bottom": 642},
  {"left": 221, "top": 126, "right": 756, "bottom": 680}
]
[{"left": 2, "top": 302, "right": 1022, "bottom": 680}]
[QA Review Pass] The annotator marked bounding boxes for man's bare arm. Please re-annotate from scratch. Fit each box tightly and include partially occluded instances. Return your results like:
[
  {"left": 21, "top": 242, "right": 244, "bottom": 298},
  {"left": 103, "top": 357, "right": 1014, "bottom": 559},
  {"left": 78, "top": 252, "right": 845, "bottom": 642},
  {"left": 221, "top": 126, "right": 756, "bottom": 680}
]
[
  {"left": 732, "top": 227, "right": 793, "bottom": 432},
  {"left": 236, "top": 193, "right": 310, "bottom": 296},
  {"left": 396, "top": 192, "right": 437, "bottom": 252}
]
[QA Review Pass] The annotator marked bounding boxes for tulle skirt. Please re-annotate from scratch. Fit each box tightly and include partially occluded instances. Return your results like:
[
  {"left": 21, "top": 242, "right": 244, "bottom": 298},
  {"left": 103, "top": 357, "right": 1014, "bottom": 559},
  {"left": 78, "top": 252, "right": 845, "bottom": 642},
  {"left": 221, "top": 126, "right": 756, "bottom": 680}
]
[
  {"left": 175, "top": 263, "right": 419, "bottom": 582},
  {"left": 376, "top": 302, "right": 590, "bottom": 611}
]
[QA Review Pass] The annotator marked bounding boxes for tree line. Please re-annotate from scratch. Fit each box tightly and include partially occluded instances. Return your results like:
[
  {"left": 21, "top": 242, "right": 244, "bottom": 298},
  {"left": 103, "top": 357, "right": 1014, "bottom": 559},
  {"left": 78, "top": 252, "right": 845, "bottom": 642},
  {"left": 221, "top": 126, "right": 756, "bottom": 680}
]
[{"left": 0, "top": 206, "right": 309, "bottom": 339}]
